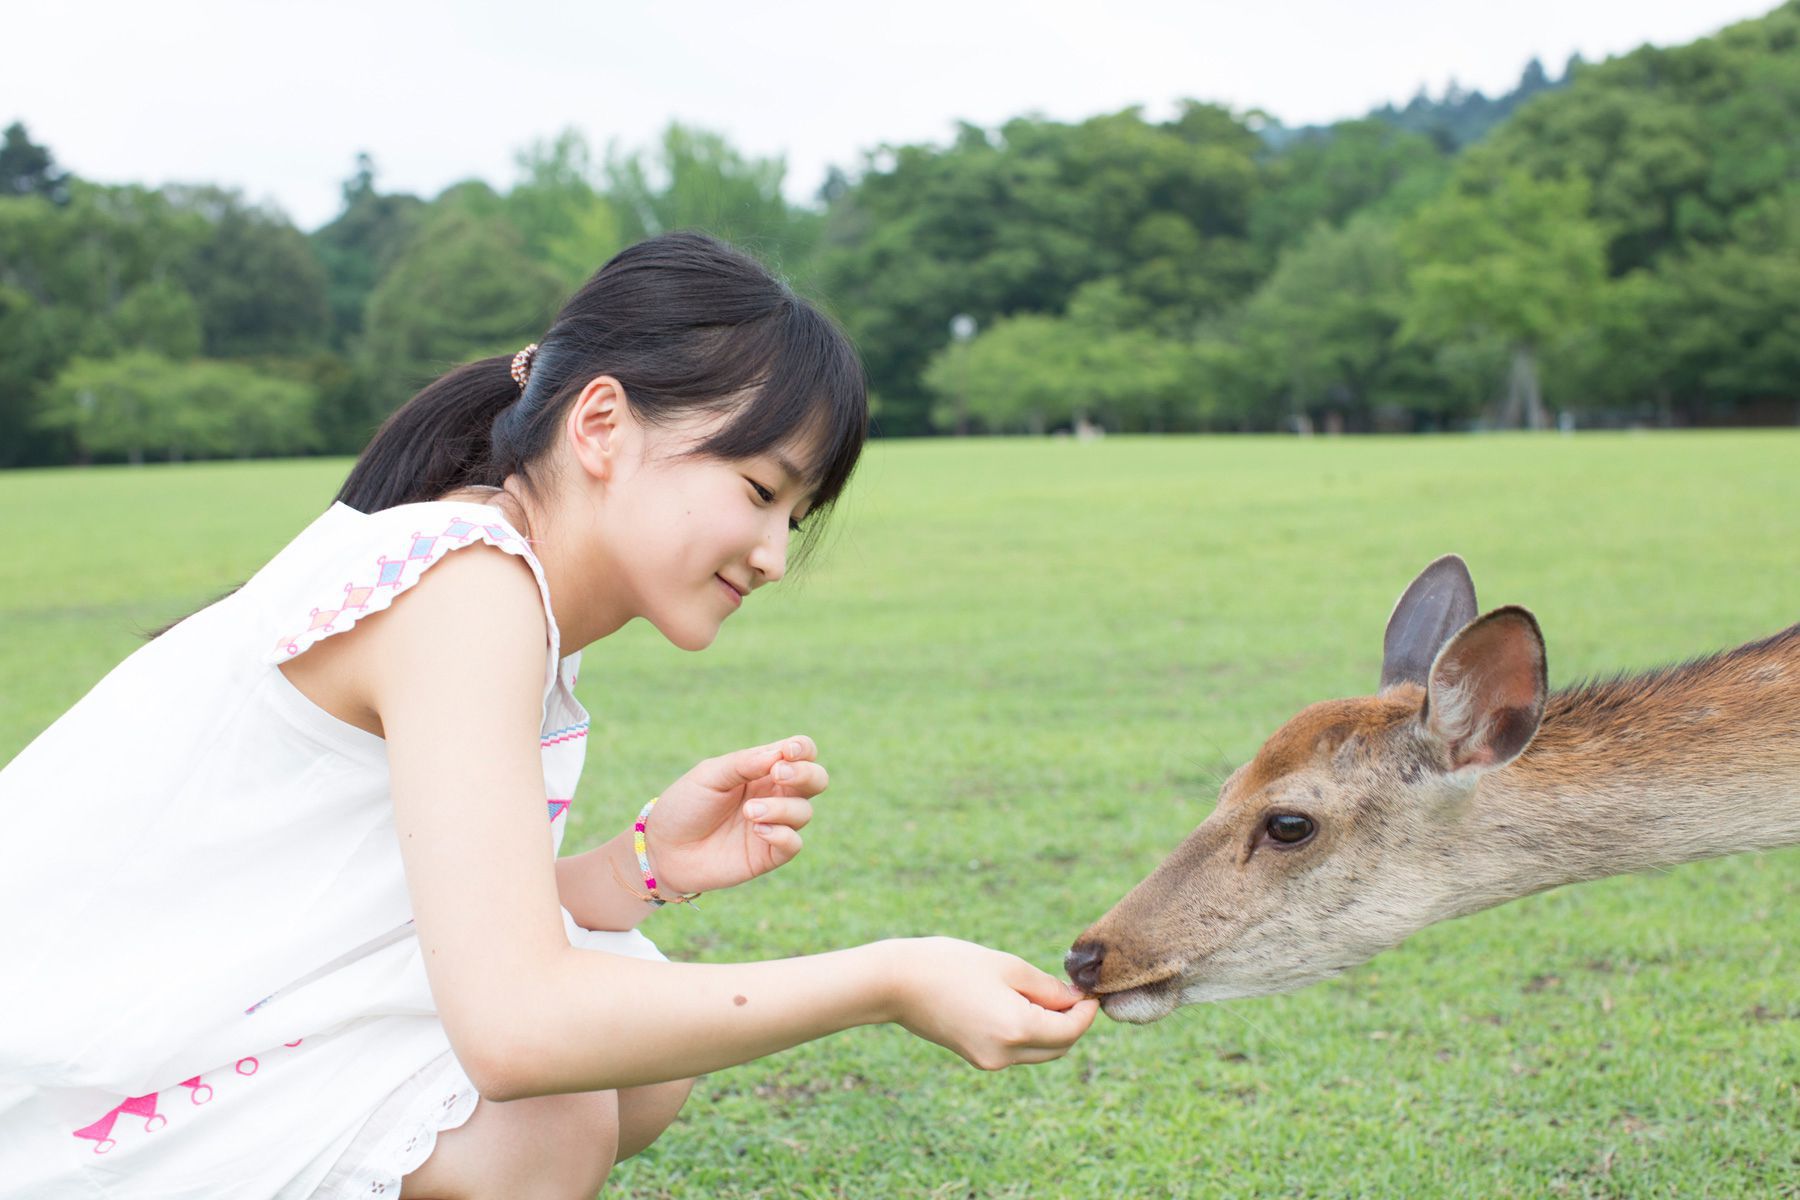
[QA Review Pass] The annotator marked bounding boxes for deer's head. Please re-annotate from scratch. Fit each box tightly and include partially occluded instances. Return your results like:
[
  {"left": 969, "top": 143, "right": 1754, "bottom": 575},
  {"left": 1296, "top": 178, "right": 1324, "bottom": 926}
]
[{"left": 1067, "top": 556, "right": 1550, "bottom": 1022}]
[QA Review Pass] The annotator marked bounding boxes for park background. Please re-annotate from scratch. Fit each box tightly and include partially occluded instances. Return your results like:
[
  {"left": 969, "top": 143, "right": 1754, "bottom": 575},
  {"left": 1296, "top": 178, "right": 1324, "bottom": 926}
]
[{"left": 3, "top": 2, "right": 1797, "bottom": 1197}]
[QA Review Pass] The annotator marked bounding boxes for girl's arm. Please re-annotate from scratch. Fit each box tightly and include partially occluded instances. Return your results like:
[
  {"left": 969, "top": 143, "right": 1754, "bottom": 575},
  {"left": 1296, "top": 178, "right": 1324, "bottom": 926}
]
[
  {"left": 554, "top": 833, "right": 655, "bottom": 932},
  {"left": 362, "top": 546, "right": 1094, "bottom": 1101}
]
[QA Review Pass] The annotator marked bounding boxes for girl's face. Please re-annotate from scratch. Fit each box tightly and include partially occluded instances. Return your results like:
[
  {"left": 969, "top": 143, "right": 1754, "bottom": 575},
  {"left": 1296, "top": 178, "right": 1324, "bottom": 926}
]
[{"left": 579, "top": 396, "right": 817, "bottom": 652}]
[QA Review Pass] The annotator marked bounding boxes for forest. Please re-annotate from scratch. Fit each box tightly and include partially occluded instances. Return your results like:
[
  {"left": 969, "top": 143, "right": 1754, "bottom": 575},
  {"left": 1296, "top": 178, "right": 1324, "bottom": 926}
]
[{"left": 0, "top": 1, "right": 1794, "bottom": 464}]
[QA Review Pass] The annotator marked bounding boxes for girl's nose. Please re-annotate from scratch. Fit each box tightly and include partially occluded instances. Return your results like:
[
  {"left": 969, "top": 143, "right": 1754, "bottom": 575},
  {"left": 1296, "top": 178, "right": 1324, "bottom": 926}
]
[{"left": 749, "top": 527, "right": 789, "bottom": 583}]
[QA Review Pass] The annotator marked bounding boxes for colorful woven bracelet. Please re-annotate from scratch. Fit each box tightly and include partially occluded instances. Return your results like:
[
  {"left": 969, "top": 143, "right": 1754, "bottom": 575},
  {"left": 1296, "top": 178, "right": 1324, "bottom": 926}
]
[{"left": 633, "top": 796, "right": 700, "bottom": 907}]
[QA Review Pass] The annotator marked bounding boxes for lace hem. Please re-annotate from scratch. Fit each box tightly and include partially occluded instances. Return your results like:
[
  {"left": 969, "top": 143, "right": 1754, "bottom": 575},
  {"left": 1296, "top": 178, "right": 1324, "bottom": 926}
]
[{"left": 310, "top": 1051, "right": 480, "bottom": 1198}]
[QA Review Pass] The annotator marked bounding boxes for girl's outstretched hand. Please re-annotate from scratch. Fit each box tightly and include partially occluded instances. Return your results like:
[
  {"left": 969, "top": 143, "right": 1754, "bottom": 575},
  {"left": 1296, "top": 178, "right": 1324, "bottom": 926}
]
[
  {"left": 643, "top": 735, "right": 824, "bottom": 895},
  {"left": 883, "top": 937, "right": 1100, "bottom": 1070}
]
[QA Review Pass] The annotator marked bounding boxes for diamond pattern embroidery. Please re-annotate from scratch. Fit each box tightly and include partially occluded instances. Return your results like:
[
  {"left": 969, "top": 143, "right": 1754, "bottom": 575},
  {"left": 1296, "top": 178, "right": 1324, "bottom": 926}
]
[{"left": 274, "top": 516, "right": 524, "bottom": 660}]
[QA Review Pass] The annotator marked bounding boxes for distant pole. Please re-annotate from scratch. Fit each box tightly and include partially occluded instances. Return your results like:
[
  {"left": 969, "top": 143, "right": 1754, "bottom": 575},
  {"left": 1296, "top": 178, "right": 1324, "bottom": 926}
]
[{"left": 950, "top": 313, "right": 977, "bottom": 436}]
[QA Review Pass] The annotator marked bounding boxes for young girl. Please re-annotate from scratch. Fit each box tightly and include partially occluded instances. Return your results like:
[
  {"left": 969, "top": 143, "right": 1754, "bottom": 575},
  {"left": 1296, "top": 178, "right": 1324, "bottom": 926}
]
[{"left": 0, "top": 232, "right": 1097, "bottom": 1198}]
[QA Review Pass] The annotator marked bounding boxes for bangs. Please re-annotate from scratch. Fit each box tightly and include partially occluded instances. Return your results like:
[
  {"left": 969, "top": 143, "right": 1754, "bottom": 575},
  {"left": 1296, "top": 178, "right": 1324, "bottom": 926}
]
[{"left": 687, "top": 299, "right": 869, "bottom": 518}]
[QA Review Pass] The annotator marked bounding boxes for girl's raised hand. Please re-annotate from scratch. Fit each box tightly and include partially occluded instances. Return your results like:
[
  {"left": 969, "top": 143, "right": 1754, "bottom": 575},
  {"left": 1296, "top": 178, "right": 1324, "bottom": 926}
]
[{"left": 643, "top": 736, "right": 824, "bottom": 895}]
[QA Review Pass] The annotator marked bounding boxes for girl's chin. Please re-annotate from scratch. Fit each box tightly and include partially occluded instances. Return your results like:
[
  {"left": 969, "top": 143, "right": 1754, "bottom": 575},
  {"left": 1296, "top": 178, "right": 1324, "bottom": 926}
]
[{"left": 649, "top": 614, "right": 723, "bottom": 653}]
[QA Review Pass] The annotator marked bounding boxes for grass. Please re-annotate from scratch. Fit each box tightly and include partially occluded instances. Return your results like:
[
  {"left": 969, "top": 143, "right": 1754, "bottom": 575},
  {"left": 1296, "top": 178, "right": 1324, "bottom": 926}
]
[{"left": 4, "top": 431, "right": 1797, "bottom": 1198}]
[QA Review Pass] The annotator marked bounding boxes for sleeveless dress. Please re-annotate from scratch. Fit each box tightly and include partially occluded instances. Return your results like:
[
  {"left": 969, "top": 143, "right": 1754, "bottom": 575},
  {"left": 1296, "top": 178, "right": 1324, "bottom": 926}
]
[{"left": 0, "top": 500, "right": 665, "bottom": 1199}]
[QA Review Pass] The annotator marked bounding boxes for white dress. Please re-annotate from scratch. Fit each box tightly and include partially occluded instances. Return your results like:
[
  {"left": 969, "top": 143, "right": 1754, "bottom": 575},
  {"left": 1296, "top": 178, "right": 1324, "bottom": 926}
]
[{"left": 0, "top": 500, "right": 664, "bottom": 1199}]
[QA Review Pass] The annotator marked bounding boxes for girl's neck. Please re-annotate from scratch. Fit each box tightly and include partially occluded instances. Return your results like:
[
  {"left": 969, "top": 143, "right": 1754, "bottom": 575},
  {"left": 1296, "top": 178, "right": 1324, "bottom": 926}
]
[
  {"left": 437, "top": 483, "right": 531, "bottom": 536},
  {"left": 435, "top": 481, "right": 625, "bottom": 652}
]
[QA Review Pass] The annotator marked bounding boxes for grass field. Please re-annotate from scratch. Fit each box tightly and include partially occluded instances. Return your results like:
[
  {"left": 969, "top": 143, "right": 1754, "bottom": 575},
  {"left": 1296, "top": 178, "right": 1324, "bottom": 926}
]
[{"left": 4, "top": 432, "right": 1797, "bottom": 1198}]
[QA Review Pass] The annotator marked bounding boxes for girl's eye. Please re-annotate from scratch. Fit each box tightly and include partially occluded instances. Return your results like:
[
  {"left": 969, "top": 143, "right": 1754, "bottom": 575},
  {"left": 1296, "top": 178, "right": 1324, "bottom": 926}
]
[{"left": 750, "top": 478, "right": 807, "bottom": 532}]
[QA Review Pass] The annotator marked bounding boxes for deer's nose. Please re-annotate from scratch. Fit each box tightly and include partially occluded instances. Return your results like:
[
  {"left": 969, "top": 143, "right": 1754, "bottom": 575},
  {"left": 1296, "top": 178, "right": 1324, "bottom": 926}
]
[{"left": 1065, "top": 940, "right": 1106, "bottom": 993}]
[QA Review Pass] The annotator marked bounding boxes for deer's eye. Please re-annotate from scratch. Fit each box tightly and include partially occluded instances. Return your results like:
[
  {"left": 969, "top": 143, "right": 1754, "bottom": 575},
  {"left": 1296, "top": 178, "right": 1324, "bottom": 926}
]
[{"left": 1265, "top": 813, "right": 1316, "bottom": 846}]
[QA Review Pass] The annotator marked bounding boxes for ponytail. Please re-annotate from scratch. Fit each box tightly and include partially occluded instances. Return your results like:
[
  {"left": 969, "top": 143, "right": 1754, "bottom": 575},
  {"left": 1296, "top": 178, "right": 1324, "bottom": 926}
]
[{"left": 335, "top": 355, "right": 519, "bottom": 512}]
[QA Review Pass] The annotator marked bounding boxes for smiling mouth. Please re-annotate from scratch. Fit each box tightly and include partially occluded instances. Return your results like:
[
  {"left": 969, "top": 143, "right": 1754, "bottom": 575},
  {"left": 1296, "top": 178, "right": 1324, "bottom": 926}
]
[{"left": 715, "top": 574, "right": 745, "bottom": 605}]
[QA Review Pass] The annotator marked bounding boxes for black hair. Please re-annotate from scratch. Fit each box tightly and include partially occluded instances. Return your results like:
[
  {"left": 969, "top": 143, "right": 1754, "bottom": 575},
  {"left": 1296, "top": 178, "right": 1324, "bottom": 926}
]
[
  {"left": 145, "top": 234, "right": 864, "bottom": 641},
  {"left": 336, "top": 231, "right": 868, "bottom": 548}
]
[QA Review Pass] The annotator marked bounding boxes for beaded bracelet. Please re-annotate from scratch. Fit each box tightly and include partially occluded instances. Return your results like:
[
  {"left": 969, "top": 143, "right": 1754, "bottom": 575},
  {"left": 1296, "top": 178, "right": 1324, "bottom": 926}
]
[{"left": 632, "top": 796, "right": 701, "bottom": 907}]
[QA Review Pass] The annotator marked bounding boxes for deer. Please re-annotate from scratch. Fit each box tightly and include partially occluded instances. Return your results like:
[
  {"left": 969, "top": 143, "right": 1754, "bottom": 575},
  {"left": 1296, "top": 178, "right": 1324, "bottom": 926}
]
[{"left": 1066, "top": 555, "right": 1800, "bottom": 1023}]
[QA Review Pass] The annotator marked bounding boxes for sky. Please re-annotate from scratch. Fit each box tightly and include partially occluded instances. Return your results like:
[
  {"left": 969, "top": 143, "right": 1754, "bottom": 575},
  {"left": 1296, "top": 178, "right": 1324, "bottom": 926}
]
[{"left": 4, "top": 0, "right": 1775, "bottom": 231}]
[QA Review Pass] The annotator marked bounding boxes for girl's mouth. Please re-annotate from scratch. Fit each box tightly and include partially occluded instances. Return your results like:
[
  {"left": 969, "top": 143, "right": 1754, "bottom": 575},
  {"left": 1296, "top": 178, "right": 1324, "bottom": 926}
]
[{"left": 715, "top": 574, "right": 744, "bottom": 607}]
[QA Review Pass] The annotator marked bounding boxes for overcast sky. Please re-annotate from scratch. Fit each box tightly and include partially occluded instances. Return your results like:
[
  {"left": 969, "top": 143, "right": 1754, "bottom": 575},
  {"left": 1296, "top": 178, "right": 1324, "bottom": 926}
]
[{"left": 5, "top": 0, "right": 1773, "bottom": 231}]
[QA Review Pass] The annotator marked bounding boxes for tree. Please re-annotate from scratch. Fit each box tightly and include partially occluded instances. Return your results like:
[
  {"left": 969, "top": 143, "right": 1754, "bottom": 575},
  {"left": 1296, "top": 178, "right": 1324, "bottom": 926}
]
[
  {"left": 605, "top": 123, "right": 818, "bottom": 278},
  {"left": 1480, "top": 2, "right": 1800, "bottom": 274},
  {"left": 1400, "top": 168, "right": 1608, "bottom": 427},
  {"left": 922, "top": 281, "right": 1200, "bottom": 434},
  {"left": 166, "top": 186, "right": 332, "bottom": 358},
  {"left": 819, "top": 105, "right": 1264, "bottom": 432},
  {"left": 359, "top": 192, "right": 566, "bottom": 422},
  {"left": 1233, "top": 214, "right": 1447, "bottom": 430},
  {"left": 311, "top": 154, "right": 426, "bottom": 347},
  {"left": 0, "top": 122, "right": 69, "bottom": 204},
  {"left": 506, "top": 130, "right": 624, "bottom": 289},
  {"left": 0, "top": 183, "right": 209, "bottom": 463},
  {"left": 36, "top": 352, "right": 320, "bottom": 463},
  {"left": 1250, "top": 119, "right": 1448, "bottom": 260},
  {"left": 1615, "top": 187, "right": 1800, "bottom": 423}
]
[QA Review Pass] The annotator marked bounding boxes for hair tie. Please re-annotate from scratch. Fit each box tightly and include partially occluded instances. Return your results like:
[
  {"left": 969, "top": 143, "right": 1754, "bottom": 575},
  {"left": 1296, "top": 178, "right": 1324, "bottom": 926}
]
[{"left": 509, "top": 343, "right": 539, "bottom": 391}]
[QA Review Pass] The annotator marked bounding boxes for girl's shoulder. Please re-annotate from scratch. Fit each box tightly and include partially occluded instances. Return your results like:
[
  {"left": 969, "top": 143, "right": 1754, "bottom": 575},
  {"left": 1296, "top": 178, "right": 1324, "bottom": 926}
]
[{"left": 255, "top": 498, "right": 559, "bottom": 679}]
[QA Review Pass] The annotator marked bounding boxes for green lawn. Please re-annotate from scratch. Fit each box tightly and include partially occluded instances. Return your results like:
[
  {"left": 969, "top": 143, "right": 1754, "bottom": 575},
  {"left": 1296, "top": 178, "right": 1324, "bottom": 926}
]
[{"left": 4, "top": 432, "right": 1797, "bottom": 1198}]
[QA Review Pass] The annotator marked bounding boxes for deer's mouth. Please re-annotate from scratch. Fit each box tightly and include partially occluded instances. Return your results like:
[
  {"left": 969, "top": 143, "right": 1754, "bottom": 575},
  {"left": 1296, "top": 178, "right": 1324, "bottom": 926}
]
[{"left": 1096, "top": 975, "right": 1183, "bottom": 1024}]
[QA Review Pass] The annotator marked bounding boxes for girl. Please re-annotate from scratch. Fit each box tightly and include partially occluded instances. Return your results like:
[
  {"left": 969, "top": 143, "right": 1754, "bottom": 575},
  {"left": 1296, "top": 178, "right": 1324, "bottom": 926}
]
[{"left": 0, "top": 232, "right": 1097, "bottom": 1199}]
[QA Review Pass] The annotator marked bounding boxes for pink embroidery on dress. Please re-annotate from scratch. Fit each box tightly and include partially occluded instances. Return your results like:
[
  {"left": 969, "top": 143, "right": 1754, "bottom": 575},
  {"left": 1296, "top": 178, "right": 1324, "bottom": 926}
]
[
  {"left": 74, "top": 1042, "right": 308, "bottom": 1152},
  {"left": 541, "top": 721, "right": 589, "bottom": 747},
  {"left": 404, "top": 533, "right": 438, "bottom": 563},
  {"left": 73, "top": 1093, "right": 164, "bottom": 1154},
  {"left": 547, "top": 799, "right": 570, "bottom": 822},
  {"left": 274, "top": 515, "right": 525, "bottom": 659}
]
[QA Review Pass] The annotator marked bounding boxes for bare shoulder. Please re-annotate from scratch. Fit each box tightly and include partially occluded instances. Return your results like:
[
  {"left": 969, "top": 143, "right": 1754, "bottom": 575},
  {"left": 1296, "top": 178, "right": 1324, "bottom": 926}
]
[{"left": 278, "top": 542, "right": 546, "bottom": 738}]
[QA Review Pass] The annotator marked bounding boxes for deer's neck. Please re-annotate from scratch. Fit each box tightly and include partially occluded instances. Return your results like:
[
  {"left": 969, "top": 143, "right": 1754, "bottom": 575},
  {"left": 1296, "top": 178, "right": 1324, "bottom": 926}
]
[{"left": 1444, "top": 627, "right": 1800, "bottom": 916}]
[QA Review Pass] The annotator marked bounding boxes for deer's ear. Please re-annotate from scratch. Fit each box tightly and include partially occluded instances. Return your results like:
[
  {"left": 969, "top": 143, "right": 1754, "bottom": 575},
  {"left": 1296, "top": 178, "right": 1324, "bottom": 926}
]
[
  {"left": 1423, "top": 606, "right": 1547, "bottom": 775},
  {"left": 1381, "top": 555, "right": 1478, "bottom": 691}
]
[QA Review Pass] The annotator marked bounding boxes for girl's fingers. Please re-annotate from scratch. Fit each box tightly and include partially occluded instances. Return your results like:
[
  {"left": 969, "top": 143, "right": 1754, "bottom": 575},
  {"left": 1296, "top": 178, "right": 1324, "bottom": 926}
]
[
  {"left": 697, "top": 735, "right": 817, "bottom": 790},
  {"left": 1010, "top": 1041, "right": 1081, "bottom": 1065},
  {"left": 778, "top": 735, "right": 817, "bottom": 762},
  {"left": 1045, "top": 997, "right": 1100, "bottom": 1043},
  {"left": 1008, "top": 962, "right": 1087, "bottom": 1013},
  {"left": 752, "top": 823, "right": 803, "bottom": 865},
  {"left": 744, "top": 796, "right": 814, "bottom": 830},
  {"left": 767, "top": 759, "right": 829, "bottom": 798},
  {"left": 1014, "top": 997, "right": 1099, "bottom": 1053}
]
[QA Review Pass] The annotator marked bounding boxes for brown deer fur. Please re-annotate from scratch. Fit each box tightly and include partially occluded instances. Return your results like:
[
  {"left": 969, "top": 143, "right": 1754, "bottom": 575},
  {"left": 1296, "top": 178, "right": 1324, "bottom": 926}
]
[{"left": 1068, "top": 560, "right": 1800, "bottom": 1024}]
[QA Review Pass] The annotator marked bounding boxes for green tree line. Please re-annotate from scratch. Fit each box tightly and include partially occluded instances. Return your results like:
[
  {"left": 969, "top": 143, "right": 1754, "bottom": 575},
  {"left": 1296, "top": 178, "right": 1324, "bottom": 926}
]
[{"left": 1, "top": 2, "right": 1793, "bottom": 465}]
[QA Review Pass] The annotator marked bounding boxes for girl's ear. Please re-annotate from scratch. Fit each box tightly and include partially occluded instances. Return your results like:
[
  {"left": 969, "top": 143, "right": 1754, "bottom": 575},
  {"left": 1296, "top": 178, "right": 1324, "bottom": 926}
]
[{"left": 566, "top": 376, "right": 633, "bottom": 482}]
